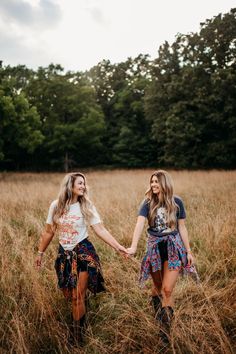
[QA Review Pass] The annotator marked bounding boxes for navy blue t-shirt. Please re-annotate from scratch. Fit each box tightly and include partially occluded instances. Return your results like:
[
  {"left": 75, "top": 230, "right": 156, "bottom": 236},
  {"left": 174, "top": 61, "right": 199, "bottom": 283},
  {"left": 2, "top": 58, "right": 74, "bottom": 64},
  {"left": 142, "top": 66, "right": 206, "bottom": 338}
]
[{"left": 138, "top": 196, "right": 186, "bottom": 237}]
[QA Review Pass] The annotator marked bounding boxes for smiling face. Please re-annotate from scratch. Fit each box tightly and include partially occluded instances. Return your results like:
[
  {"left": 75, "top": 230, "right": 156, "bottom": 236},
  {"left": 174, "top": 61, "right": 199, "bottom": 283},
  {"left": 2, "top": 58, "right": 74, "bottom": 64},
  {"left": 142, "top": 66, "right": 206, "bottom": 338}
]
[
  {"left": 72, "top": 176, "right": 85, "bottom": 198},
  {"left": 150, "top": 175, "right": 161, "bottom": 195}
]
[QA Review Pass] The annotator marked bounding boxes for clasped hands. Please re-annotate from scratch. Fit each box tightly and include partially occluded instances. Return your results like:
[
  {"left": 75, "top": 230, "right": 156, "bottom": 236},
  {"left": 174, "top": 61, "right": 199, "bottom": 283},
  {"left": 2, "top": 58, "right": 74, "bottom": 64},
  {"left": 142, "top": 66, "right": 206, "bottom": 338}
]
[{"left": 116, "top": 245, "right": 136, "bottom": 258}]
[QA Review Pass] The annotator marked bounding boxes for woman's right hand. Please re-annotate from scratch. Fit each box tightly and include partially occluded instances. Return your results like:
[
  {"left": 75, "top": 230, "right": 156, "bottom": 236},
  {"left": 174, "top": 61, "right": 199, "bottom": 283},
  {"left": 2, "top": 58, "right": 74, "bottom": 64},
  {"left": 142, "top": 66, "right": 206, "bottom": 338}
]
[
  {"left": 35, "top": 224, "right": 54, "bottom": 270},
  {"left": 35, "top": 254, "right": 43, "bottom": 269}
]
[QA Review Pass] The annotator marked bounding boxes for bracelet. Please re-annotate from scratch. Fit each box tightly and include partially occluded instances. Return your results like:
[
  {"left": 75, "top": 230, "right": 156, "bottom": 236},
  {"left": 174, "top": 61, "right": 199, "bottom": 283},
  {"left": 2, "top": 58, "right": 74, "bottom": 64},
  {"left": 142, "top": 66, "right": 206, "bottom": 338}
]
[
  {"left": 38, "top": 250, "right": 44, "bottom": 256},
  {"left": 186, "top": 248, "right": 192, "bottom": 253}
]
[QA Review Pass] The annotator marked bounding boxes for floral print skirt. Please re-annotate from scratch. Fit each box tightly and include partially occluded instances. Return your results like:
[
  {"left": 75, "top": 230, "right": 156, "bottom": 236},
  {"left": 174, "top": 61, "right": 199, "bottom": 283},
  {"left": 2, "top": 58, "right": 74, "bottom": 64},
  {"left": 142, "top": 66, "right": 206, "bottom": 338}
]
[
  {"left": 55, "top": 238, "right": 106, "bottom": 295},
  {"left": 139, "top": 233, "right": 199, "bottom": 286}
]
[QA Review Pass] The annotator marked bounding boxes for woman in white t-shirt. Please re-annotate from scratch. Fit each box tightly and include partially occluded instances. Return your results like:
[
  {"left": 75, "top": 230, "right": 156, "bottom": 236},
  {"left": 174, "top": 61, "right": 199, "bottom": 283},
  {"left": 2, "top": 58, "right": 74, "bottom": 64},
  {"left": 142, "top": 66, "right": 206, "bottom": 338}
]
[{"left": 35, "top": 172, "right": 127, "bottom": 346}]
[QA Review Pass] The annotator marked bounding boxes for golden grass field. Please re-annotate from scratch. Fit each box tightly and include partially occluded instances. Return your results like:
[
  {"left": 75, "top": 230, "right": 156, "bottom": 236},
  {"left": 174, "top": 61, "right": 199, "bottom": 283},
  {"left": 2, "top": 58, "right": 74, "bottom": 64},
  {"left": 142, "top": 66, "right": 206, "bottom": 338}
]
[{"left": 0, "top": 170, "right": 235, "bottom": 354}]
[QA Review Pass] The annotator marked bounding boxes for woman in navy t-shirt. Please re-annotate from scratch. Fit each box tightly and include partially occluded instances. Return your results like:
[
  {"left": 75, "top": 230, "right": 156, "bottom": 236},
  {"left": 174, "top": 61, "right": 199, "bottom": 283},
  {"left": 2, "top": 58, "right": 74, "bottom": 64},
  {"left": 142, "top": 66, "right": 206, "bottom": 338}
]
[{"left": 127, "top": 170, "right": 198, "bottom": 343}]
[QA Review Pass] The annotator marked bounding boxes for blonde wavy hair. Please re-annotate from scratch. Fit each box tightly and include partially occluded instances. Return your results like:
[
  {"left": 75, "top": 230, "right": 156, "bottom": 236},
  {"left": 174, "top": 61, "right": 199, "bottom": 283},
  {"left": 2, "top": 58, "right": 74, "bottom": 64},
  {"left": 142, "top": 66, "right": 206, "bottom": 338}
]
[
  {"left": 145, "top": 170, "right": 178, "bottom": 229},
  {"left": 52, "top": 172, "right": 94, "bottom": 228}
]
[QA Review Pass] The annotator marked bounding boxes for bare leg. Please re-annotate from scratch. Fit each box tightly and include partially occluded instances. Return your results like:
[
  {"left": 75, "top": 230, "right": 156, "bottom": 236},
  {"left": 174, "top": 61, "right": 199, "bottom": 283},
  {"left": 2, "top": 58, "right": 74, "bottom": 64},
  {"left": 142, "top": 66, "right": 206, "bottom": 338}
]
[
  {"left": 161, "top": 261, "right": 179, "bottom": 308},
  {"left": 62, "top": 288, "right": 71, "bottom": 300},
  {"left": 64, "top": 271, "right": 89, "bottom": 345},
  {"left": 150, "top": 269, "right": 163, "bottom": 296},
  {"left": 71, "top": 271, "right": 89, "bottom": 320},
  {"left": 150, "top": 269, "right": 164, "bottom": 316}
]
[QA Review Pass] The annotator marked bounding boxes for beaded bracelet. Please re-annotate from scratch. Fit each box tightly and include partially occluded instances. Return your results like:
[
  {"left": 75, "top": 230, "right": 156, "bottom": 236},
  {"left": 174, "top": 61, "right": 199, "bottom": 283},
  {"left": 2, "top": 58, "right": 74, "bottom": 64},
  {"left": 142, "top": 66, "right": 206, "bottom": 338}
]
[{"left": 38, "top": 250, "right": 44, "bottom": 256}]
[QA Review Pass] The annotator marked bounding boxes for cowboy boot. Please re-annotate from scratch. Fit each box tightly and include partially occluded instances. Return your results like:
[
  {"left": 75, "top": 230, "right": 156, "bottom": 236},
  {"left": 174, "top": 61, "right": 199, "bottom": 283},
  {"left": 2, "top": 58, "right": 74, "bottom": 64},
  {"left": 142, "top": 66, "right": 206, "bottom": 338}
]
[
  {"left": 151, "top": 295, "right": 162, "bottom": 318},
  {"left": 68, "top": 314, "right": 74, "bottom": 345},
  {"left": 79, "top": 314, "right": 86, "bottom": 343},
  {"left": 72, "top": 318, "right": 85, "bottom": 347},
  {"left": 68, "top": 316, "right": 84, "bottom": 347},
  {"left": 158, "top": 306, "right": 174, "bottom": 345}
]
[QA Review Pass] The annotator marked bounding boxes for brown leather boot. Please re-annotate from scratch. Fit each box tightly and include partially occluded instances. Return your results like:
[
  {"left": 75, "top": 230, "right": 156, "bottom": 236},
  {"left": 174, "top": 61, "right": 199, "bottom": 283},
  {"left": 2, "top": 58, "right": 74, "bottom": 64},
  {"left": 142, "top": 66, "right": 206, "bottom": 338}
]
[
  {"left": 68, "top": 315, "right": 86, "bottom": 347},
  {"left": 158, "top": 306, "right": 174, "bottom": 345},
  {"left": 73, "top": 319, "right": 81, "bottom": 346},
  {"left": 151, "top": 295, "right": 162, "bottom": 318},
  {"left": 79, "top": 314, "right": 86, "bottom": 342}
]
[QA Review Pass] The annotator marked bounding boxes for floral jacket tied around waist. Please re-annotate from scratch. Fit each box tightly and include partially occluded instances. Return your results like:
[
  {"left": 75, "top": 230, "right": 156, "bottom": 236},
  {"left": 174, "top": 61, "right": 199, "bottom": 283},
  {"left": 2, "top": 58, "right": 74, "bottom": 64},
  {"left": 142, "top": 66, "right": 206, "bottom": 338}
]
[
  {"left": 55, "top": 238, "right": 105, "bottom": 294},
  {"left": 139, "top": 232, "right": 199, "bottom": 286}
]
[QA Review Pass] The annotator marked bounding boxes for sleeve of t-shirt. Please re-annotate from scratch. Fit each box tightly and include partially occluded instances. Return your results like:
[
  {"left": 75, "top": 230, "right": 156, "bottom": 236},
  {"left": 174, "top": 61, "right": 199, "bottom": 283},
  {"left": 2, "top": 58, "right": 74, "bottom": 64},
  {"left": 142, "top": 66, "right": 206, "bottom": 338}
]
[
  {"left": 138, "top": 199, "right": 149, "bottom": 217},
  {"left": 175, "top": 196, "right": 186, "bottom": 219},
  {"left": 90, "top": 205, "right": 101, "bottom": 225},
  {"left": 46, "top": 200, "right": 58, "bottom": 225}
]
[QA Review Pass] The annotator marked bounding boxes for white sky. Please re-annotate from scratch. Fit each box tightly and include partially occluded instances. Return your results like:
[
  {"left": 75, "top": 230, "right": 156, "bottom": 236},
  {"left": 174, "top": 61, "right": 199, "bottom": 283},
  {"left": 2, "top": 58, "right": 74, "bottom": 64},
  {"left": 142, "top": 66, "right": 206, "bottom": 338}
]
[{"left": 0, "top": 0, "right": 235, "bottom": 72}]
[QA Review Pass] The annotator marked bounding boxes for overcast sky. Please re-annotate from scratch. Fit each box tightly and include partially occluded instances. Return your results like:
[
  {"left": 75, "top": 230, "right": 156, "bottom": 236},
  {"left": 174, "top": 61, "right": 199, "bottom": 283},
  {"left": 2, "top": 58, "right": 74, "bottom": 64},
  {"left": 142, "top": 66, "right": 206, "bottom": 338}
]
[{"left": 0, "top": 0, "right": 235, "bottom": 72}]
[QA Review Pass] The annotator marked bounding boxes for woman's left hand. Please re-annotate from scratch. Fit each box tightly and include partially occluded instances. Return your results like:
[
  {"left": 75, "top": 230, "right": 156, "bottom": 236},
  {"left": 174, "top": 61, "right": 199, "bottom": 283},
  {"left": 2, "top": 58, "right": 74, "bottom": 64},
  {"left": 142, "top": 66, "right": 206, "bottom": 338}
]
[{"left": 187, "top": 252, "right": 194, "bottom": 266}]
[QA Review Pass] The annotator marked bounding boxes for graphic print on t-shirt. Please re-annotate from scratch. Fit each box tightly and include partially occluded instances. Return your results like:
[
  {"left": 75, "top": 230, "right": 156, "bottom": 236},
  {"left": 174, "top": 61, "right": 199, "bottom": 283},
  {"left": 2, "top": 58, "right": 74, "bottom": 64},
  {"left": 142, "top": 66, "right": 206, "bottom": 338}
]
[
  {"left": 138, "top": 196, "right": 186, "bottom": 237},
  {"left": 46, "top": 200, "right": 101, "bottom": 251},
  {"left": 154, "top": 207, "right": 172, "bottom": 233},
  {"left": 58, "top": 213, "right": 81, "bottom": 245}
]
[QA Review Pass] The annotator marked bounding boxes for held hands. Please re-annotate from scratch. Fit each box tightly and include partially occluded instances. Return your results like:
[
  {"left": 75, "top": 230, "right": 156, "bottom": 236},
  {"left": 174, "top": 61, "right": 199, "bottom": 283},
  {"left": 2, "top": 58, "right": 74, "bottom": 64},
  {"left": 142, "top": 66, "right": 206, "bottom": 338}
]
[
  {"left": 126, "top": 246, "right": 137, "bottom": 257},
  {"left": 116, "top": 244, "right": 129, "bottom": 258}
]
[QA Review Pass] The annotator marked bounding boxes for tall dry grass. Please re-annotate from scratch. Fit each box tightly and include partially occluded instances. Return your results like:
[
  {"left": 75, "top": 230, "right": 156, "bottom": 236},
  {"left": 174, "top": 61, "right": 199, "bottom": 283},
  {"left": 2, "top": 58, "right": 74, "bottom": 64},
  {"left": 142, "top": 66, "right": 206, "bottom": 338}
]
[{"left": 0, "top": 170, "right": 235, "bottom": 354}]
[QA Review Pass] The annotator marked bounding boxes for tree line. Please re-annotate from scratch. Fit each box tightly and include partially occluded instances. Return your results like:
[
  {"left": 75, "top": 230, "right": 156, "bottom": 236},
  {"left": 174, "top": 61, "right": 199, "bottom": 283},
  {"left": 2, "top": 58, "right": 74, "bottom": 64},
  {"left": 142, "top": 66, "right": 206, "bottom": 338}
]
[{"left": 0, "top": 8, "right": 236, "bottom": 171}]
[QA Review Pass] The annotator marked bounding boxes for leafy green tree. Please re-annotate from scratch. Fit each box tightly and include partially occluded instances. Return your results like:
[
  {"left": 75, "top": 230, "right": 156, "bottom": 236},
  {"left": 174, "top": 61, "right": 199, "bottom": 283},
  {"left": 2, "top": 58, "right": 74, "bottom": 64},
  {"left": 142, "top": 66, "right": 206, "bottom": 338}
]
[
  {"left": 89, "top": 55, "right": 156, "bottom": 166},
  {"left": 1, "top": 8, "right": 236, "bottom": 170},
  {"left": 146, "top": 8, "right": 236, "bottom": 168},
  {"left": 0, "top": 74, "right": 44, "bottom": 169},
  {"left": 25, "top": 64, "right": 105, "bottom": 170}
]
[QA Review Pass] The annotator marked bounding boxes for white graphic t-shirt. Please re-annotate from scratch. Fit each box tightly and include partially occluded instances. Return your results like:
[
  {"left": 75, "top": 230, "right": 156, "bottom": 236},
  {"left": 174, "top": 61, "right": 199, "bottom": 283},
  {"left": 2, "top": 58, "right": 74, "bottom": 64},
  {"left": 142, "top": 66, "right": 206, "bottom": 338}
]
[{"left": 46, "top": 200, "right": 101, "bottom": 251}]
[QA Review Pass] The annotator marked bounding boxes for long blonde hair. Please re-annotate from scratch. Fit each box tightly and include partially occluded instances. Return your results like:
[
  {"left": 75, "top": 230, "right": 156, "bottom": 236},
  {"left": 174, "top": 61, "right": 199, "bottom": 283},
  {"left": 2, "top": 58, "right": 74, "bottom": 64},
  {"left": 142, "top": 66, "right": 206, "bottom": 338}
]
[
  {"left": 145, "top": 170, "right": 177, "bottom": 229},
  {"left": 52, "top": 172, "right": 94, "bottom": 227}
]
